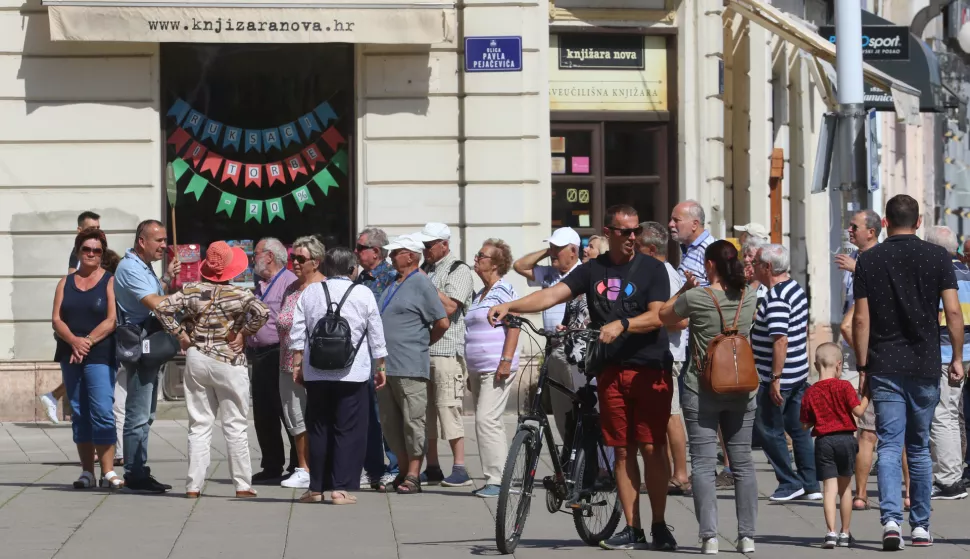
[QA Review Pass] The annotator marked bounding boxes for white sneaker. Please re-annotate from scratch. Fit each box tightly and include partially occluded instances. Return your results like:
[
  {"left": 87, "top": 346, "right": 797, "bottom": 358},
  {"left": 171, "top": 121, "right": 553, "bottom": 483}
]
[
  {"left": 882, "top": 521, "right": 904, "bottom": 551},
  {"left": 359, "top": 471, "right": 373, "bottom": 487},
  {"left": 39, "top": 392, "right": 58, "bottom": 424},
  {"left": 737, "top": 537, "right": 755, "bottom": 553},
  {"left": 701, "top": 537, "right": 719, "bottom": 555},
  {"left": 281, "top": 468, "right": 310, "bottom": 489},
  {"left": 379, "top": 472, "right": 397, "bottom": 485},
  {"left": 802, "top": 492, "right": 823, "bottom": 501}
]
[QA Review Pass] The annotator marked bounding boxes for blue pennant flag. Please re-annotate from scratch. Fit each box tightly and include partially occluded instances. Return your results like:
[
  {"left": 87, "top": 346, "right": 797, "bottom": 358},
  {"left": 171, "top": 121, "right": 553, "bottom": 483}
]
[
  {"left": 201, "top": 119, "right": 223, "bottom": 144},
  {"left": 244, "top": 129, "right": 262, "bottom": 153},
  {"left": 184, "top": 110, "right": 205, "bottom": 135},
  {"left": 262, "top": 127, "right": 281, "bottom": 151},
  {"left": 280, "top": 122, "right": 299, "bottom": 147},
  {"left": 223, "top": 126, "right": 242, "bottom": 150},
  {"left": 167, "top": 99, "right": 190, "bottom": 125},
  {"left": 313, "top": 102, "right": 339, "bottom": 127},
  {"left": 298, "top": 112, "right": 321, "bottom": 139}
]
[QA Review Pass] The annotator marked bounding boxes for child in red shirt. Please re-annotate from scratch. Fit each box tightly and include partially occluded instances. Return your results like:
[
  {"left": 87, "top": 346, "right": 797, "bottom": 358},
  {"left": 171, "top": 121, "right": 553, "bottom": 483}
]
[{"left": 800, "top": 343, "right": 870, "bottom": 549}]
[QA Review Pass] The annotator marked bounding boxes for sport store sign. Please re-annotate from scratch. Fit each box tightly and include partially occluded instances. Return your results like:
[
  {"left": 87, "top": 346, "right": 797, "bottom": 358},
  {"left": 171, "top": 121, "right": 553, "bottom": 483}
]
[{"left": 818, "top": 25, "right": 910, "bottom": 61}]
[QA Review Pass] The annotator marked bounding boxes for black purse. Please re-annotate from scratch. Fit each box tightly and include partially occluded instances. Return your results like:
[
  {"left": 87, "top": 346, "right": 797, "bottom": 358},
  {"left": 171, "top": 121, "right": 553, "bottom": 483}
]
[{"left": 115, "top": 311, "right": 178, "bottom": 369}]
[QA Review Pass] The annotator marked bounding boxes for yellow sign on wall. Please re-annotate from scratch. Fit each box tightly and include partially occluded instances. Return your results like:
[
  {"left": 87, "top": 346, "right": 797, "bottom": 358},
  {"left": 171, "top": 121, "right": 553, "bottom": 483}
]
[{"left": 549, "top": 34, "right": 668, "bottom": 112}]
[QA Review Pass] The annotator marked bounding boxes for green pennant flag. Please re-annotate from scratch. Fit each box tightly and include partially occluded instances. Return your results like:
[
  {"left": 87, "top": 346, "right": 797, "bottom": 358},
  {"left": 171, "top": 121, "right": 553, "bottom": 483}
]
[
  {"left": 216, "top": 192, "right": 237, "bottom": 217},
  {"left": 245, "top": 199, "right": 263, "bottom": 223},
  {"left": 171, "top": 158, "right": 190, "bottom": 180},
  {"left": 184, "top": 174, "right": 208, "bottom": 201},
  {"left": 312, "top": 169, "right": 339, "bottom": 196},
  {"left": 291, "top": 185, "right": 315, "bottom": 211},
  {"left": 266, "top": 197, "right": 284, "bottom": 222},
  {"left": 330, "top": 149, "right": 348, "bottom": 174}
]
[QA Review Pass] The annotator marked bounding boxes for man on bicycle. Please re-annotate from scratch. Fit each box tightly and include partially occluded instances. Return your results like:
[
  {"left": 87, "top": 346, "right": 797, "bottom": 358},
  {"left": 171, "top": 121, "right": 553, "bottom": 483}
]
[{"left": 489, "top": 204, "right": 676, "bottom": 551}]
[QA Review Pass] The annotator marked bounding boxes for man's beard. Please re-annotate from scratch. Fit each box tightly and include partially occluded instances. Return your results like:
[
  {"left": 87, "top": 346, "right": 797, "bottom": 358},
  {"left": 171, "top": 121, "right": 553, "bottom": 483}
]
[{"left": 254, "top": 260, "right": 267, "bottom": 278}]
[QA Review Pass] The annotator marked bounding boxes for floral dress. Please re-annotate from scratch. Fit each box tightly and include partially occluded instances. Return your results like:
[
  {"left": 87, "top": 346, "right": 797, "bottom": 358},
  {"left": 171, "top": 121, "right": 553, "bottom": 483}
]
[{"left": 276, "top": 282, "right": 306, "bottom": 375}]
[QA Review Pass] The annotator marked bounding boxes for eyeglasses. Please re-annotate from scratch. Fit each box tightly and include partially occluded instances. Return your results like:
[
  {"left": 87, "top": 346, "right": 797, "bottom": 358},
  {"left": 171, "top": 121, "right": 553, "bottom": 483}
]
[
  {"left": 80, "top": 246, "right": 103, "bottom": 256},
  {"left": 607, "top": 225, "right": 643, "bottom": 237},
  {"left": 355, "top": 243, "right": 375, "bottom": 253},
  {"left": 848, "top": 224, "right": 860, "bottom": 231},
  {"left": 289, "top": 254, "right": 309, "bottom": 264},
  {"left": 474, "top": 252, "right": 492, "bottom": 261}
]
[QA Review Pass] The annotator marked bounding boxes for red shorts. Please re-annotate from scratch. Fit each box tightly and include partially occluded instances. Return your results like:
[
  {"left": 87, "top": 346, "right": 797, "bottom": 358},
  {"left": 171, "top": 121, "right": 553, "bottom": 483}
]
[{"left": 597, "top": 365, "right": 673, "bottom": 447}]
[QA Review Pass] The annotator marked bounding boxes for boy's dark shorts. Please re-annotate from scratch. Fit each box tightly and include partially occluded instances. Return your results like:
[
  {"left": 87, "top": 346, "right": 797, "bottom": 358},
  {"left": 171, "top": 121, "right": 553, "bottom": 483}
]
[{"left": 815, "top": 432, "right": 857, "bottom": 481}]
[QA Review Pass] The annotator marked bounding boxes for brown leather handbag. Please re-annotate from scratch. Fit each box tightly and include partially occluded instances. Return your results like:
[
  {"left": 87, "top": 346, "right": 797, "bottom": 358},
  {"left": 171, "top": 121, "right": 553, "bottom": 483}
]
[{"left": 694, "top": 287, "right": 759, "bottom": 394}]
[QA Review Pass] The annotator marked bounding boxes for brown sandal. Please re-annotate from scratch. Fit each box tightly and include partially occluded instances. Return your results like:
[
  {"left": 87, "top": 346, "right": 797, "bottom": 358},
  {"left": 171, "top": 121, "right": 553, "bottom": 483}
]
[
  {"left": 396, "top": 475, "right": 421, "bottom": 495},
  {"left": 331, "top": 491, "right": 357, "bottom": 505},
  {"left": 667, "top": 479, "right": 692, "bottom": 496},
  {"left": 852, "top": 497, "right": 870, "bottom": 511}
]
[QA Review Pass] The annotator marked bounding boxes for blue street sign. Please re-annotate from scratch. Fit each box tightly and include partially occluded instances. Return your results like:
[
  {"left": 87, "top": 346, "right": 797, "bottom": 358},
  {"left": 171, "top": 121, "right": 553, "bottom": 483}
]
[{"left": 464, "top": 36, "right": 522, "bottom": 73}]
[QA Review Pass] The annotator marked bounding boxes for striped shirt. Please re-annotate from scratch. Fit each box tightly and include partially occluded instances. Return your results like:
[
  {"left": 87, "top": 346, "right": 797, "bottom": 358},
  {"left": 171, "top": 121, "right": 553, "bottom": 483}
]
[
  {"left": 464, "top": 279, "right": 520, "bottom": 374},
  {"left": 751, "top": 279, "right": 809, "bottom": 386},
  {"left": 678, "top": 230, "right": 715, "bottom": 286},
  {"left": 424, "top": 251, "right": 475, "bottom": 357}
]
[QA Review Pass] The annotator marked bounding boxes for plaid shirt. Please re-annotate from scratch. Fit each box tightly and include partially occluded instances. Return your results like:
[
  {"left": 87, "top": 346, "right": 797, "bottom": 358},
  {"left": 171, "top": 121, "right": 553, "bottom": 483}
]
[
  {"left": 357, "top": 260, "right": 397, "bottom": 301},
  {"left": 423, "top": 251, "right": 474, "bottom": 357},
  {"left": 156, "top": 282, "right": 270, "bottom": 366}
]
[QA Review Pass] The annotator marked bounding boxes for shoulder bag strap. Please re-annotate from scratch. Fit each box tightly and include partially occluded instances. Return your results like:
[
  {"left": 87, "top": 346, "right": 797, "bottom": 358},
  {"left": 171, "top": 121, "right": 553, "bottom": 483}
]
[
  {"left": 703, "top": 287, "right": 729, "bottom": 332},
  {"left": 335, "top": 282, "right": 357, "bottom": 315},
  {"left": 612, "top": 255, "right": 643, "bottom": 310},
  {"left": 322, "top": 281, "right": 335, "bottom": 314}
]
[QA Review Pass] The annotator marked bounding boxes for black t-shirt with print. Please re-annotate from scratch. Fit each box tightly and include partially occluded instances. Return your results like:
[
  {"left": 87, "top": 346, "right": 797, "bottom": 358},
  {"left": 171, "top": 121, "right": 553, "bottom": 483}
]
[
  {"left": 854, "top": 234, "right": 957, "bottom": 377},
  {"left": 562, "top": 252, "right": 670, "bottom": 368},
  {"left": 68, "top": 249, "right": 79, "bottom": 271}
]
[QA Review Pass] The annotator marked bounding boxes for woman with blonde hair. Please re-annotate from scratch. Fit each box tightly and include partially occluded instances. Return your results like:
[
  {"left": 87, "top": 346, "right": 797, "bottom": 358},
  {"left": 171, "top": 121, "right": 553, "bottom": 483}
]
[{"left": 583, "top": 235, "right": 608, "bottom": 262}]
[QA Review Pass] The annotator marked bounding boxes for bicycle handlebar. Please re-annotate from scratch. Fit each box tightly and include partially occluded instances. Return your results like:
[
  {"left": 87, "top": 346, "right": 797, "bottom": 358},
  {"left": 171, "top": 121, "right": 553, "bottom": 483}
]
[{"left": 501, "top": 314, "right": 599, "bottom": 340}]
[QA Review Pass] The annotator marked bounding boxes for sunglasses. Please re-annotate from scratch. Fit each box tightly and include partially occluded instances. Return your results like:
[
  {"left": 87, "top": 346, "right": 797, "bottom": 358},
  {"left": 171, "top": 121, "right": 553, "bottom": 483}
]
[
  {"left": 355, "top": 243, "right": 375, "bottom": 253},
  {"left": 848, "top": 224, "right": 861, "bottom": 231},
  {"left": 289, "top": 254, "right": 310, "bottom": 264},
  {"left": 474, "top": 252, "right": 492, "bottom": 261},
  {"left": 80, "top": 246, "right": 103, "bottom": 256},
  {"left": 607, "top": 225, "right": 643, "bottom": 237}
]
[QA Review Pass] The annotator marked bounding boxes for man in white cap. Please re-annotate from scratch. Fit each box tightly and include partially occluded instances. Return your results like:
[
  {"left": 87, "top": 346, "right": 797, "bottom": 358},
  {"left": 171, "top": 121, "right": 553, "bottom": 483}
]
[
  {"left": 377, "top": 234, "right": 450, "bottom": 494},
  {"left": 413, "top": 223, "right": 475, "bottom": 487},
  {"left": 513, "top": 227, "right": 583, "bottom": 439},
  {"left": 734, "top": 222, "right": 770, "bottom": 245}
]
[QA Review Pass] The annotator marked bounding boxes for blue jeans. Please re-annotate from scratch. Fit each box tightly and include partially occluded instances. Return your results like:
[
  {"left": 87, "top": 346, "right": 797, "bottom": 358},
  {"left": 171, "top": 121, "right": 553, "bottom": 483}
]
[
  {"left": 755, "top": 381, "right": 820, "bottom": 494},
  {"left": 122, "top": 361, "right": 161, "bottom": 481},
  {"left": 364, "top": 376, "right": 398, "bottom": 478},
  {"left": 871, "top": 374, "right": 940, "bottom": 528},
  {"left": 61, "top": 363, "right": 117, "bottom": 445}
]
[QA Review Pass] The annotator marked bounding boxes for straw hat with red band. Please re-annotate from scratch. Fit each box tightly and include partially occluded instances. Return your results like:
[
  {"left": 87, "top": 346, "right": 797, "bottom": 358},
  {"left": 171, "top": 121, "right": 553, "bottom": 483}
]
[{"left": 200, "top": 241, "right": 249, "bottom": 283}]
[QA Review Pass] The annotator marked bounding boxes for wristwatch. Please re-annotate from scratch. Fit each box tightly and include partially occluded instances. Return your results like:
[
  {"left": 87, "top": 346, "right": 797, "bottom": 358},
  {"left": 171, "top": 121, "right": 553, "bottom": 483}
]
[
  {"left": 771, "top": 373, "right": 783, "bottom": 381},
  {"left": 620, "top": 318, "right": 630, "bottom": 332},
  {"left": 500, "top": 356, "right": 513, "bottom": 363}
]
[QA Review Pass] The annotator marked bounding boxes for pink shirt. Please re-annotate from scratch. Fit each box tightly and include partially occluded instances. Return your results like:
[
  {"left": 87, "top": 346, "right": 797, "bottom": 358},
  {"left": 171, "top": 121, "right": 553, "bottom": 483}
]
[
  {"left": 248, "top": 268, "right": 297, "bottom": 348},
  {"left": 276, "top": 282, "right": 304, "bottom": 375}
]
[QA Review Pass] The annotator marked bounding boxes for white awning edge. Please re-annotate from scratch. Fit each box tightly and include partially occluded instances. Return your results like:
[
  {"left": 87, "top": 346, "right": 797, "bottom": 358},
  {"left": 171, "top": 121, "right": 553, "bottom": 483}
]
[{"left": 726, "top": 0, "right": 920, "bottom": 125}]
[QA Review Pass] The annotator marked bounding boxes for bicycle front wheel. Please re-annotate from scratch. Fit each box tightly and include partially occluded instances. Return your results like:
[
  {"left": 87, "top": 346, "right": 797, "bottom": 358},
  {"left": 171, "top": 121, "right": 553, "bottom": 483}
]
[
  {"left": 495, "top": 429, "right": 537, "bottom": 554},
  {"left": 570, "top": 446, "right": 622, "bottom": 546}
]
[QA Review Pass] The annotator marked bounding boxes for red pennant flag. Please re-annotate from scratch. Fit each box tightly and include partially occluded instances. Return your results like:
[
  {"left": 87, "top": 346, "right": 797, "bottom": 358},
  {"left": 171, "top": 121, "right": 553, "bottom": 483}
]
[
  {"left": 221, "top": 159, "right": 242, "bottom": 185},
  {"left": 186, "top": 142, "right": 208, "bottom": 167},
  {"left": 285, "top": 154, "right": 307, "bottom": 180},
  {"left": 302, "top": 143, "right": 326, "bottom": 171},
  {"left": 322, "top": 126, "right": 346, "bottom": 151},
  {"left": 245, "top": 164, "right": 262, "bottom": 188},
  {"left": 265, "top": 162, "right": 284, "bottom": 187},
  {"left": 200, "top": 153, "right": 223, "bottom": 177},
  {"left": 166, "top": 128, "right": 191, "bottom": 153}
]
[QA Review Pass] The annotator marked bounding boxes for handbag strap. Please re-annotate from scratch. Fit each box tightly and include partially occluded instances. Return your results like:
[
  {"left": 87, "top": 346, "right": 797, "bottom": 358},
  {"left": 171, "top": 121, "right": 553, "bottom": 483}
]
[{"left": 702, "top": 287, "right": 746, "bottom": 334}]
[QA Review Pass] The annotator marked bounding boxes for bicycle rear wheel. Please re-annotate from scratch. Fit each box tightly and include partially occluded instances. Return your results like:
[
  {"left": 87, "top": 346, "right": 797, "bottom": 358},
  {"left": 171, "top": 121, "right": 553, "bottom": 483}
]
[
  {"left": 495, "top": 429, "right": 537, "bottom": 554},
  {"left": 570, "top": 446, "right": 622, "bottom": 546}
]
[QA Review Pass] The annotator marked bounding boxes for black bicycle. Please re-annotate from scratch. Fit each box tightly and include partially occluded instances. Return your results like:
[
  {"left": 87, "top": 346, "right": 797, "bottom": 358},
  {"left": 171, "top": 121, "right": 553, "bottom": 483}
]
[{"left": 494, "top": 315, "right": 622, "bottom": 554}]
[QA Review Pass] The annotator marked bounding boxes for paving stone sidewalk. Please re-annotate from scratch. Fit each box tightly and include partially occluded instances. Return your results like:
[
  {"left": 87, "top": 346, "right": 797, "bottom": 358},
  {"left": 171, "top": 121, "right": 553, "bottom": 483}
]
[{"left": 2, "top": 417, "right": 970, "bottom": 559}]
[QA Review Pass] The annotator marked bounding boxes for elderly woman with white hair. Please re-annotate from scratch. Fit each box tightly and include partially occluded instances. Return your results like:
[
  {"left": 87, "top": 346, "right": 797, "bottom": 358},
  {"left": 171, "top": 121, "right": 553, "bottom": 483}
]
[
  {"left": 741, "top": 236, "right": 768, "bottom": 304},
  {"left": 275, "top": 236, "right": 327, "bottom": 489}
]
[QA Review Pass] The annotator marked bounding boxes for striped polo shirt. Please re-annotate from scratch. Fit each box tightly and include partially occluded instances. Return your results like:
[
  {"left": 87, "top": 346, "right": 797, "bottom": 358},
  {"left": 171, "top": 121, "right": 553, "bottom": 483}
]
[
  {"left": 751, "top": 278, "right": 809, "bottom": 386},
  {"left": 678, "top": 230, "right": 715, "bottom": 286}
]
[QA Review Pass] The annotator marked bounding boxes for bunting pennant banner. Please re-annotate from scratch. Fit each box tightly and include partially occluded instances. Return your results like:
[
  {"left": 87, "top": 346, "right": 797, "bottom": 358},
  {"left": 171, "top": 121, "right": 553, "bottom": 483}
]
[
  {"left": 285, "top": 154, "right": 307, "bottom": 180},
  {"left": 263, "top": 128, "right": 282, "bottom": 151},
  {"left": 312, "top": 168, "right": 339, "bottom": 196},
  {"left": 223, "top": 127, "right": 242, "bottom": 150},
  {"left": 167, "top": 98, "right": 190, "bottom": 125},
  {"left": 322, "top": 126, "right": 346, "bottom": 151},
  {"left": 186, "top": 141, "right": 208, "bottom": 167},
  {"left": 292, "top": 185, "right": 314, "bottom": 211},
  {"left": 184, "top": 174, "right": 208, "bottom": 201},
  {"left": 200, "top": 153, "right": 223, "bottom": 177},
  {"left": 166, "top": 127, "right": 191, "bottom": 153},
  {"left": 314, "top": 102, "right": 339, "bottom": 127},
  {"left": 201, "top": 120, "right": 223, "bottom": 144},
  {"left": 302, "top": 143, "right": 325, "bottom": 170},
  {"left": 171, "top": 157, "right": 190, "bottom": 181},
  {"left": 298, "top": 112, "right": 321, "bottom": 138},
  {"left": 222, "top": 159, "right": 242, "bottom": 185},
  {"left": 216, "top": 191, "right": 238, "bottom": 217},
  {"left": 184, "top": 110, "right": 205, "bottom": 135},
  {"left": 244, "top": 199, "right": 263, "bottom": 223},
  {"left": 266, "top": 198, "right": 285, "bottom": 222},
  {"left": 330, "top": 149, "right": 349, "bottom": 174},
  {"left": 244, "top": 164, "right": 262, "bottom": 188},
  {"left": 280, "top": 122, "right": 299, "bottom": 147},
  {"left": 265, "top": 162, "right": 284, "bottom": 186},
  {"left": 244, "top": 130, "right": 262, "bottom": 153}
]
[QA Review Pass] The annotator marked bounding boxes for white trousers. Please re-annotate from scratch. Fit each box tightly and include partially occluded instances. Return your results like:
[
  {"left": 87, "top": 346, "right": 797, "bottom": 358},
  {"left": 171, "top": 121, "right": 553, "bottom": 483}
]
[
  {"left": 184, "top": 348, "right": 253, "bottom": 492},
  {"left": 468, "top": 371, "right": 514, "bottom": 486},
  {"left": 930, "top": 367, "right": 966, "bottom": 487},
  {"left": 113, "top": 366, "right": 127, "bottom": 457}
]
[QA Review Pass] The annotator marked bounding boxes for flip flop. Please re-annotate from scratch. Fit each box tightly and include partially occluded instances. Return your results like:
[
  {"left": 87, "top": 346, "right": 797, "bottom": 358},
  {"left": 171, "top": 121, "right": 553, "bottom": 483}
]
[
  {"left": 667, "top": 479, "right": 692, "bottom": 496},
  {"left": 852, "top": 497, "right": 870, "bottom": 511}
]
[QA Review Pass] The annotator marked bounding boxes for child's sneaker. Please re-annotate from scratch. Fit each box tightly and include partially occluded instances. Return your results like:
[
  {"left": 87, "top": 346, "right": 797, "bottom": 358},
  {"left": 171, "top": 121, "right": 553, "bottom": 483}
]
[
  {"left": 822, "top": 532, "right": 837, "bottom": 549},
  {"left": 837, "top": 533, "right": 853, "bottom": 547}
]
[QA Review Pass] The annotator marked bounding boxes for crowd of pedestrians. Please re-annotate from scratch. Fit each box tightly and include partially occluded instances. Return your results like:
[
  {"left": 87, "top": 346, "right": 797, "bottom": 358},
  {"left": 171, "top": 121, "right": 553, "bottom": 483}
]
[{"left": 47, "top": 193, "right": 970, "bottom": 552}]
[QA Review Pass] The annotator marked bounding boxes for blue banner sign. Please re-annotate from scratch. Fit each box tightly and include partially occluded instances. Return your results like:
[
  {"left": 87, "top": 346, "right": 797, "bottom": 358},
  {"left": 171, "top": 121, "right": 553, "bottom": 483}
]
[{"left": 465, "top": 36, "right": 522, "bottom": 73}]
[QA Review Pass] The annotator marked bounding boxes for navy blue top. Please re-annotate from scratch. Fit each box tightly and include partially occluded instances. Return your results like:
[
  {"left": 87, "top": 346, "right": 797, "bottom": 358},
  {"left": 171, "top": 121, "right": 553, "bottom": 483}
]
[{"left": 55, "top": 272, "right": 116, "bottom": 366}]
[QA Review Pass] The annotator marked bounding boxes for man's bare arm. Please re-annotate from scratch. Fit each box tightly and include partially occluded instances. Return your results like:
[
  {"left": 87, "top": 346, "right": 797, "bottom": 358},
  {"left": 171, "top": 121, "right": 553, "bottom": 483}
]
[
  {"left": 840, "top": 304, "right": 854, "bottom": 347},
  {"left": 512, "top": 249, "right": 549, "bottom": 282},
  {"left": 506, "top": 283, "right": 573, "bottom": 314},
  {"left": 852, "top": 298, "right": 871, "bottom": 366}
]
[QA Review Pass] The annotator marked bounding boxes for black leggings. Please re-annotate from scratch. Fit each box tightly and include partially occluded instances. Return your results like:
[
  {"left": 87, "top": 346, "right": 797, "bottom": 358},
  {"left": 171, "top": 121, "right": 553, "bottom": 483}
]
[{"left": 305, "top": 380, "right": 369, "bottom": 492}]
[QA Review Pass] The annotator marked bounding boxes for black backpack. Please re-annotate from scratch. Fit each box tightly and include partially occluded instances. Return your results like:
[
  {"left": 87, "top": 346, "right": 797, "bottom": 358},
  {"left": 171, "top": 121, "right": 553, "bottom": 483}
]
[{"left": 309, "top": 282, "right": 366, "bottom": 370}]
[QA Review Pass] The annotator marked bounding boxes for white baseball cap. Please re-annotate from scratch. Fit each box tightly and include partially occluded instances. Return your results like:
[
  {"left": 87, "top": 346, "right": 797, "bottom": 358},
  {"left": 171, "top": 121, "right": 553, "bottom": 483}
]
[
  {"left": 543, "top": 227, "right": 582, "bottom": 248},
  {"left": 383, "top": 234, "right": 424, "bottom": 254},
  {"left": 733, "top": 222, "right": 770, "bottom": 240},
  {"left": 414, "top": 222, "right": 451, "bottom": 243}
]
